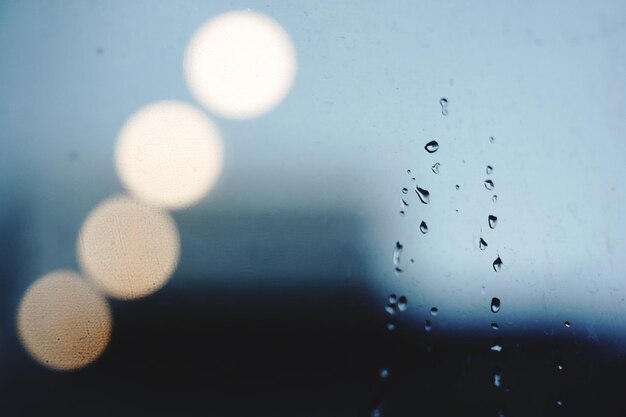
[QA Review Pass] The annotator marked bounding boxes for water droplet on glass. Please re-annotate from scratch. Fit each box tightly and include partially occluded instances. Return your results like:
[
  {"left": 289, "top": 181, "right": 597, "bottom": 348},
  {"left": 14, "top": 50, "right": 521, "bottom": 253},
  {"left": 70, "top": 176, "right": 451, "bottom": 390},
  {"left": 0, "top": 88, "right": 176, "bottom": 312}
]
[
  {"left": 484, "top": 179, "right": 495, "bottom": 190},
  {"left": 401, "top": 198, "right": 409, "bottom": 208},
  {"left": 431, "top": 162, "right": 440, "bottom": 174},
  {"left": 455, "top": 184, "right": 460, "bottom": 190},
  {"left": 385, "top": 304, "right": 397, "bottom": 315},
  {"left": 424, "top": 320, "right": 432, "bottom": 332},
  {"left": 424, "top": 140, "right": 439, "bottom": 153},
  {"left": 564, "top": 321, "right": 571, "bottom": 328},
  {"left": 489, "top": 136, "right": 495, "bottom": 143},
  {"left": 415, "top": 186, "right": 430, "bottom": 204},
  {"left": 407, "top": 169, "right": 411, "bottom": 174},
  {"left": 393, "top": 242, "right": 403, "bottom": 266},
  {"left": 439, "top": 98, "right": 448, "bottom": 116},
  {"left": 493, "top": 256, "right": 503, "bottom": 272},
  {"left": 371, "top": 407, "right": 382, "bottom": 417},
  {"left": 491, "top": 297, "right": 501, "bottom": 313},
  {"left": 380, "top": 368, "right": 390, "bottom": 379},
  {"left": 430, "top": 307, "right": 438, "bottom": 316},
  {"left": 556, "top": 400, "right": 563, "bottom": 407},
  {"left": 402, "top": 187, "right": 408, "bottom": 194},
  {"left": 558, "top": 364, "right": 564, "bottom": 371},
  {"left": 491, "top": 337, "right": 503, "bottom": 352},
  {"left": 491, "top": 322, "right": 499, "bottom": 330},
  {"left": 420, "top": 221, "right": 429, "bottom": 234},
  {"left": 486, "top": 165, "right": 493, "bottom": 175},
  {"left": 394, "top": 267, "right": 403, "bottom": 275},
  {"left": 488, "top": 215, "right": 498, "bottom": 229},
  {"left": 397, "top": 296, "right": 408, "bottom": 312},
  {"left": 388, "top": 294, "right": 397, "bottom": 304},
  {"left": 494, "top": 368, "right": 502, "bottom": 387},
  {"left": 386, "top": 322, "right": 396, "bottom": 332},
  {"left": 492, "top": 194, "right": 498, "bottom": 203},
  {"left": 399, "top": 210, "right": 405, "bottom": 216},
  {"left": 479, "top": 238, "right": 488, "bottom": 250}
]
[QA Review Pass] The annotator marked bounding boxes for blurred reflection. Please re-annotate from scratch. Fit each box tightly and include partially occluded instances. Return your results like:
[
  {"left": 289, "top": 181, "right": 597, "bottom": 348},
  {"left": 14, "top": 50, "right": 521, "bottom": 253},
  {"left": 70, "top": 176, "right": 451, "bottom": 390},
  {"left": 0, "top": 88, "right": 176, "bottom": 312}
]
[
  {"left": 77, "top": 195, "right": 180, "bottom": 300},
  {"left": 17, "top": 270, "right": 112, "bottom": 371},
  {"left": 115, "top": 101, "right": 223, "bottom": 209},
  {"left": 184, "top": 10, "right": 297, "bottom": 119}
]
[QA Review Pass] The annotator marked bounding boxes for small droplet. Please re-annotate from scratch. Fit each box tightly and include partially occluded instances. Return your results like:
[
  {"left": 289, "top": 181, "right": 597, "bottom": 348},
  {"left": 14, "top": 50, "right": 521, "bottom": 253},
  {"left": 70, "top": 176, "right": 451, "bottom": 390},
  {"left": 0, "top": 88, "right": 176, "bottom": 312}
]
[
  {"left": 488, "top": 215, "right": 498, "bottom": 229},
  {"left": 493, "top": 256, "right": 503, "bottom": 272},
  {"left": 431, "top": 163, "right": 440, "bottom": 174},
  {"left": 492, "top": 194, "right": 498, "bottom": 203},
  {"left": 486, "top": 165, "right": 493, "bottom": 175},
  {"left": 430, "top": 307, "right": 438, "bottom": 316},
  {"left": 491, "top": 297, "right": 501, "bottom": 313},
  {"left": 393, "top": 242, "right": 403, "bottom": 266},
  {"left": 380, "top": 368, "right": 390, "bottom": 379},
  {"left": 424, "top": 320, "right": 432, "bottom": 332},
  {"left": 491, "top": 322, "right": 499, "bottom": 330},
  {"left": 394, "top": 267, "right": 403, "bottom": 275},
  {"left": 371, "top": 407, "right": 382, "bottom": 417},
  {"left": 407, "top": 169, "right": 411, "bottom": 174},
  {"left": 494, "top": 367, "right": 502, "bottom": 387},
  {"left": 455, "top": 184, "right": 460, "bottom": 190},
  {"left": 388, "top": 294, "right": 397, "bottom": 304},
  {"left": 415, "top": 186, "right": 430, "bottom": 204},
  {"left": 401, "top": 198, "right": 409, "bottom": 208},
  {"left": 424, "top": 140, "right": 439, "bottom": 153},
  {"left": 491, "top": 337, "right": 503, "bottom": 352},
  {"left": 557, "top": 364, "right": 564, "bottom": 371},
  {"left": 386, "top": 322, "right": 396, "bottom": 332},
  {"left": 420, "top": 221, "right": 429, "bottom": 234},
  {"left": 556, "top": 400, "right": 563, "bottom": 407},
  {"left": 402, "top": 187, "right": 408, "bottom": 194},
  {"left": 484, "top": 179, "right": 495, "bottom": 190},
  {"left": 439, "top": 98, "right": 449, "bottom": 116},
  {"left": 397, "top": 296, "right": 408, "bottom": 312},
  {"left": 399, "top": 210, "right": 405, "bottom": 216},
  {"left": 385, "top": 305, "right": 396, "bottom": 315},
  {"left": 479, "top": 238, "right": 488, "bottom": 250},
  {"left": 564, "top": 321, "right": 571, "bottom": 328},
  {"left": 489, "top": 136, "right": 495, "bottom": 143}
]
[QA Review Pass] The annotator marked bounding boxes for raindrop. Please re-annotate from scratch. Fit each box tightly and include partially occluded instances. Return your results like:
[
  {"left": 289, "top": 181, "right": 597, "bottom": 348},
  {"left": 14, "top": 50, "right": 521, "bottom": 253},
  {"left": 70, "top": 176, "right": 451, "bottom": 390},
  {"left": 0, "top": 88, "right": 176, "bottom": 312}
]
[
  {"left": 430, "top": 307, "right": 438, "bottom": 316},
  {"left": 380, "top": 368, "right": 390, "bottom": 379},
  {"left": 455, "top": 184, "right": 460, "bottom": 190},
  {"left": 491, "top": 297, "right": 501, "bottom": 313},
  {"left": 371, "top": 407, "right": 382, "bottom": 417},
  {"left": 491, "top": 322, "right": 499, "bottom": 330},
  {"left": 557, "top": 364, "right": 564, "bottom": 371},
  {"left": 388, "top": 294, "right": 397, "bottom": 304},
  {"left": 420, "top": 221, "right": 429, "bottom": 234},
  {"left": 479, "top": 238, "right": 488, "bottom": 250},
  {"left": 401, "top": 199, "right": 409, "bottom": 208},
  {"left": 556, "top": 400, "right": 563, "bottom": 407},
  {"left": 491, "top": 337, "right": 503, "bottom": 352},
  {"left": 484, "top": 179, "right": 495, "bottom": 190},
  {"left": 424, "top": 140, "right": 439, "bottom": 153},
  {"left": 431, "top": 163, "right": 440, "bottom": 174},
  {"left": 399, "top": 211, "right": 405, "bottom": 216},
  {"left": 489, "top": 136, "right": 495, "bottom": 143},
  {"left": 439, "top": 98, "right": 449, "bottom": 116},
  {"left": 564, "top": 321, "right": 571, "bottom": 328},
  {"left": 415, "top": 186, "right": 430, "bottom": 204},
  {"left": 492, "top": 194, "right": 498, "bottom": 203},
  {"left": 393, "top": 242, "right": 403, "bottom": 266},
  {"left": 424, "top": 320, "right": 432, "bottom": 332},
  {"left": 402, "top": 188, "right": 408, "bottom": 194},
  {"left": 493, "top": 256, "right": 503, "bottom": 272},
  {"left": 494, "top": 368, "right": 502, "bottom": 387},
  {"left": 488, "top": 215, "right": 498, "bottom": 229},
  {"left": 394, "top": 267, "right": 403, "bottom": 275},
  {"left": 385, "top": 304, "right": 397, "bottom": 315},
  {"left": 397, "top": 296, "right": 408, "bottom": 312},
  {"left": 386, "top": 322, "right": 396, "bottom": 332},
  {"left": 407, "top": 169, "right": 411, "bottom": 174},
  {"left": 486, "top": 165, "right": 493, "bottom": 175}
]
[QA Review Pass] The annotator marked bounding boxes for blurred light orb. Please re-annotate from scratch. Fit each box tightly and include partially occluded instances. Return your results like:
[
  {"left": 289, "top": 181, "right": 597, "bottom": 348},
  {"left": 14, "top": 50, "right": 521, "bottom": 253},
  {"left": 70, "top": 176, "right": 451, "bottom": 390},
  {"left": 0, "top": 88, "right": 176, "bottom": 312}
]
[
  {"left": 77, "top": 195, "right": 180, "bottom": 300},
  {"left": 17, "top": 270, "right": 112, "bottom": 371},
  {"left": 184, "top": 10, "right": 297, "bottom": 119},
  {"left": 115, "top": 101, "right": 224, "bottom": 209}
]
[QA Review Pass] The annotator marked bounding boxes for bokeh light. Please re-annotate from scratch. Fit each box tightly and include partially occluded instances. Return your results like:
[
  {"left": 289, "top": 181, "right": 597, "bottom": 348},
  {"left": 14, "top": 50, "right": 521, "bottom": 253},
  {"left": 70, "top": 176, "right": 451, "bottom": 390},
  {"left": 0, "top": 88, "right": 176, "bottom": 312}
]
[
  {"left": 115, "top": 101, "right": 224, "bottom": 209},
  {"left": 17, "top": 270, "right": 112, "bottom": 371},
  {"left": 77, "top": 195, "right": 180, "bottom": 300},
  {"left": 184, "top": 10, "right": 297, "bottom": 119}
]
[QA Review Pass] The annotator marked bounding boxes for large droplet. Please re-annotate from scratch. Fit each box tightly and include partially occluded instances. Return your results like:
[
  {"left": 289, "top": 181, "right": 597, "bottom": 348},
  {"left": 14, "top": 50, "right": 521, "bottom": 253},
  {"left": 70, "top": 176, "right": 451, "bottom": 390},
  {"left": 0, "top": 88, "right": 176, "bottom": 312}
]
[
  {"left": 420, "top": 221, "right": 429, "bottom": 234},
  {"left": 397, "top": 296, "right": 408, "bottom": 312},
  {"left": 484, "top": 179, "right": 495, "bottom": 190},
  {"left": 486, "top": 165, "right": 493, "bottom": 175},
  {"left": 431, "top": 163, "right": 440, "bottom": 174},
  {"left": 479, "top": 238, "right": 488, "bottom": 250},
  {"left": 393, "top": 242, "right": 403, "bottom": 266},
  {"left": 415, "top": 186, "right": 430, "bottom": 204},
  {"left": 402, "top": 187, "right": 408, "bottom": 194},
  {"left": 430, "top": 307, "right": 438, "bottom": 316},
  {"left": 491, "top": 297, "right": 501, "bottom": 313},
  {"left": 388, "top": 294, "right": 398, "bottom": 304},
  {"left": 493, "top": 256, "right": 503, "bottom": 272},
  {"left": 424, "top": 140, "right": 439, "bottom": 153},
  {"left": 488, "top": 215, "right": 498, "bottom": 229},
  {"left": 439, "top": 98, "right": 449, "bottom": 116}
]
